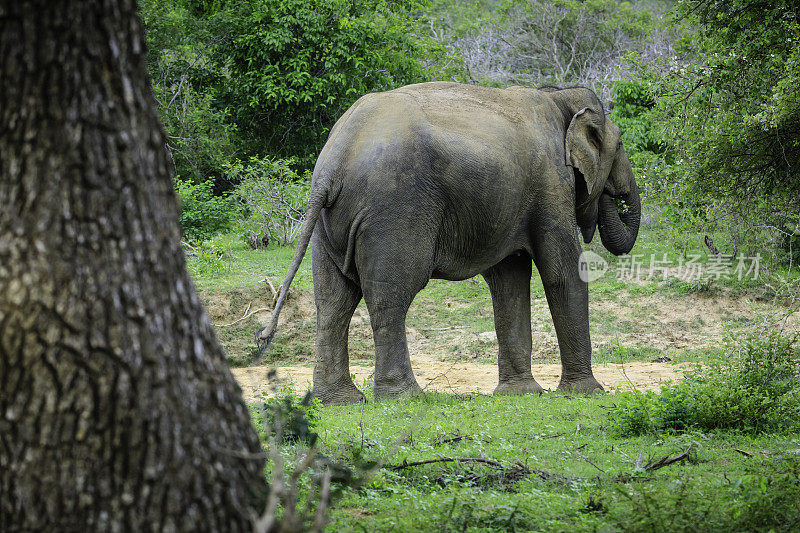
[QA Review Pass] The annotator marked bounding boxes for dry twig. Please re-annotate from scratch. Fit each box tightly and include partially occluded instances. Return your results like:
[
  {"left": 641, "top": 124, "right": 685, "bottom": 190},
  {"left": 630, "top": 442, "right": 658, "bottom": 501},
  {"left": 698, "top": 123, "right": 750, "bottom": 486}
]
[
  {"left": 422, "top": 325, "right": 468, "bottom": 332},
  {"left": 645, "top": 448, "right": 691, "bottom": 471},
  {"left": 213, "top": 302, "right": 271, "bottom": 328},
  {"left": 432, "top": 432, "right": 475, "bottom": 446}
]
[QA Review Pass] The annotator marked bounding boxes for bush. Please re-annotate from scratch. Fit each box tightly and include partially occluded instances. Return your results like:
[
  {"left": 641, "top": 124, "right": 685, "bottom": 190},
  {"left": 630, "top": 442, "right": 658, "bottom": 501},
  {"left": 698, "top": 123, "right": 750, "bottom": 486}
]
[
  {"left": 611, "top": 454, "right": 800, "bottom": 532},
  {"left": 175, "top": 178, "right": 238, "bottom": 242},
  {"left": 252, "top": 378, "right": 321, "bottom": 446},
  {"left": 230, "top": 157, "right": 312, "bottom": 247},
  {"left": 609, "top": 327, "right": 800, "bottom": 436},
  {"left": 186, "top": 243, "right": 227, "bottom": 278}
]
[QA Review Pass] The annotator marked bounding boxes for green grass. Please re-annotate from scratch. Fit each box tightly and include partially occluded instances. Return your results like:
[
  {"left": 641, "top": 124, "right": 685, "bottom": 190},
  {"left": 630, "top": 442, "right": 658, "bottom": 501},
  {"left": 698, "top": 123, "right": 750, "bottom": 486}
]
[
  {"left": 187, "top": 233, "right": 314, "bottom": 292},
  {"left": 261, "top": 392, "right": 800, "bottom": 531}
]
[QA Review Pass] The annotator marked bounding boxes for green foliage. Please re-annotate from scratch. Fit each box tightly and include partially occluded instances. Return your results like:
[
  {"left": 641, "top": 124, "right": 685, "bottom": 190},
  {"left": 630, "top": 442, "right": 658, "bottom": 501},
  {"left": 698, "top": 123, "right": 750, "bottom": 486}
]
[
  {"left": 609, "top": 78, "right": 670, "bottom": 202},
  {"left": 610, "top": 80, "right": 662, "bottom": 155},
  {"left": 612, "top": 454, "right": 800, "bottom": 532},
  {"left": 174, "top": 179, "right": 238, "bottom": 242},
  {"left": 139, "top": 0, "right": 237, "bottom": 186},
  {"left": 312, "top": 391, "right": 800, "bottom": 531},
  {"left": 610, "top": 328, "right": 800, "bottom": 436},
  {"left": 252, "top": 381, "right": 322, "bottom": 445},
  {"left": 141, "top": 0, "right": 449, "bottom": 180},
  {"left": 223, "top": 0, "right": 439, "bottom": 167},
  {"left": 631, "top": 0, "right": 800, "bottom": 265},
  {"left": 230, "top": 157, "right": 312, "bottom": 246},
  {"left": 729, "top": 454, "right": 800, "bottom": 531}
]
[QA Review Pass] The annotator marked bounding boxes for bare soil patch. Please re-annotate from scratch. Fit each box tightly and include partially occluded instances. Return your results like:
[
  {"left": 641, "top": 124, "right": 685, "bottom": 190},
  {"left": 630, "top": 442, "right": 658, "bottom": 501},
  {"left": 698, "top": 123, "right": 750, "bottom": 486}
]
[{"left": 231, "top": 361, "right": 688, "bottom": 402}]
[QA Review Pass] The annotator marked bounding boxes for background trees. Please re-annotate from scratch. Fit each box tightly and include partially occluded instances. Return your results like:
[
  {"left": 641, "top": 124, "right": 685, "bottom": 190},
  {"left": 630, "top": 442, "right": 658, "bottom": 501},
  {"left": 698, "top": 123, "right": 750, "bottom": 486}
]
[
  {"left": 640, "top": 0, "right": 800, "bottom": 263},
  {"left": 148, "top": 0, "right": 799, "bottom": 271},
  {"left": 222, "top": 0, "right": 438, "bottom": 168}
]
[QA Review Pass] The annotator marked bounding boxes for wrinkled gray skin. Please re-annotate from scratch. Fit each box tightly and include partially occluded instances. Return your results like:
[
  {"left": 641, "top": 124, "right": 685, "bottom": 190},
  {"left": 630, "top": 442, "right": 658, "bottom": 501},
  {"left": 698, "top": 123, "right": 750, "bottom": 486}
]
[{"left": 257, "top": 82, "right": 640, "bottom": 405}]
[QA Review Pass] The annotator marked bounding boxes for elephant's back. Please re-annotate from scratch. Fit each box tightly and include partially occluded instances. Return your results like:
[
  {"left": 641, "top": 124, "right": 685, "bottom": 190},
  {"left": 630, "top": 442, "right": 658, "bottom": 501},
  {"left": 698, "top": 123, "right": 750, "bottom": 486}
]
[{"left": 386, "top": 82, "right": 530, "bottom": 128}]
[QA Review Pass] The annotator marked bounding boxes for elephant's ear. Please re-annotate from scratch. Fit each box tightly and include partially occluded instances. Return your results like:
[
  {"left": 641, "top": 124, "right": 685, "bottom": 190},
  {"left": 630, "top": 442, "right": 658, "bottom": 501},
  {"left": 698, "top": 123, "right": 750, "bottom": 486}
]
[{"left": 565, "top": 107, "right": 604, "bottom": 196}]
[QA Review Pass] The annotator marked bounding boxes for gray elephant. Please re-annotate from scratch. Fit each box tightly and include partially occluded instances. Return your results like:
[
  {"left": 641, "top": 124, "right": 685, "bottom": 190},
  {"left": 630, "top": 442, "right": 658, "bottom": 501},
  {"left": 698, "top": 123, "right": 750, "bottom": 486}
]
[{"left": 257, "top": 82, "right": 640, "bottom": 404}]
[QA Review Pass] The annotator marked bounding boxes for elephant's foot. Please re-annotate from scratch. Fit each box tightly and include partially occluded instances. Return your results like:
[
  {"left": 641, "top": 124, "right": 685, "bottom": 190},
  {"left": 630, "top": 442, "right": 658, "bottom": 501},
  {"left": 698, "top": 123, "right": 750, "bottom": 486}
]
[
  {"left": 494, "top": 376, "right": 544, "bottom": 396},
  {"left": 374, "top": 377, "right": 423, "bottom": 400},
  {"left": 311, "top": 381, "right": 366, "bottom": 406},
  {"left": 557, "top": 374, "right": 605, "bottom": 394}
]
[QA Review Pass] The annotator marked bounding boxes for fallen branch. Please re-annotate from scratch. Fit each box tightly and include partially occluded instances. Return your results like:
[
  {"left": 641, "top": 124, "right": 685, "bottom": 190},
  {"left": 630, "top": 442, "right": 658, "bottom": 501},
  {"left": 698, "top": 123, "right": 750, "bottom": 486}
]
[
  {"left": 260, "top": 277, "right": 283, "bottom": 307},
  {"left": 734, "top": 448, "right": 754, "bottom": 458},
  {"left": 389, "top": 457, "right": 503, "bottom": 471},
  {"left": 432, "top": 433, "right": 475, "bottom": 446},
  {"left": 213, "top": 302, "right": 271, "bottom": 328},
  {"left": 389, "top": 457, "right": 575, "bottom": 488},
  {"left": 421, "top": 363, "right": 457, "bottom": 392},
  {"left": 646, "top": 449, "right": 691, "bottom": 471},
  {"left": 634, "top": 450, "right": 644, "bottom": 469},
  {"left": 575, "top": 451, "right": 606, "bottom": 473},
  {"left": 262, "top": 276, "right": 279, "bottom": 297},
  {"left": 181, "top": 240, "right": 197, "bottom": 256}
]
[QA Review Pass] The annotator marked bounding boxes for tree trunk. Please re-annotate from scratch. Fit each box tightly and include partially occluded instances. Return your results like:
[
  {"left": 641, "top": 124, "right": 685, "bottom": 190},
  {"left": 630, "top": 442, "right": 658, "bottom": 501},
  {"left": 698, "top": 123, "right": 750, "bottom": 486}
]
[{"left": 0, "top": 1, "right": 265, "bottom": 530}]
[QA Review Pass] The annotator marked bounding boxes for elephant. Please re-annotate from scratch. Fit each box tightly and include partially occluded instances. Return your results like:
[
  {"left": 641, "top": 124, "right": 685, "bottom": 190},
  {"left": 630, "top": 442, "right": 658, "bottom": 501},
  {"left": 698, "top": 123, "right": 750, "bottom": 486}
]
[{"left": 257, "top": 81, "right": 640, "bottom": 405}]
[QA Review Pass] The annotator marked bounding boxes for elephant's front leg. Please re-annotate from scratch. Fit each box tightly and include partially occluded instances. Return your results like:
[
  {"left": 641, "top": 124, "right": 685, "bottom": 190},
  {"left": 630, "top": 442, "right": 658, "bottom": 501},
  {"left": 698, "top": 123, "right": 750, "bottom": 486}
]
[
  {"left": 534, "top": 228, "right": 604, "bottom": 393},
  {"left": 483, "top": 254, "right": 544, "bottom": 395}
]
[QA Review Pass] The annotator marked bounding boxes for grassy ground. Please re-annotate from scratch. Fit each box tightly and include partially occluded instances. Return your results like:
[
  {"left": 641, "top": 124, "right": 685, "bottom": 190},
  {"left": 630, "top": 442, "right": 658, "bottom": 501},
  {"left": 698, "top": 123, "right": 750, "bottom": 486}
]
[
  {"left": 191, "top": 221, "right": 800, "bottom": 531},
  {"left": 311, "top": 393, "right": 800, "bottom": 531}
]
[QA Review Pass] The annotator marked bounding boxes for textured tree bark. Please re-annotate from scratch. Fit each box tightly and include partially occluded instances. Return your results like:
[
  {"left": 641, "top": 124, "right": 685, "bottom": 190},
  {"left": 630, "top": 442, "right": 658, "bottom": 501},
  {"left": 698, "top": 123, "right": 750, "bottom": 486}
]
[{"left": 0, "top": 1, "right": 265, "bottom": 530}]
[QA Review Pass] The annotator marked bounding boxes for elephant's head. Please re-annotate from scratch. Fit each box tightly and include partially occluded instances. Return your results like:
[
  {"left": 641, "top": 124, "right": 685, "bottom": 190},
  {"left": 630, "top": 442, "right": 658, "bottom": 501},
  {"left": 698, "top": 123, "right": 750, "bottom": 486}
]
[{"left": 547, "top": 88, "right": 641, "bottom": 256}]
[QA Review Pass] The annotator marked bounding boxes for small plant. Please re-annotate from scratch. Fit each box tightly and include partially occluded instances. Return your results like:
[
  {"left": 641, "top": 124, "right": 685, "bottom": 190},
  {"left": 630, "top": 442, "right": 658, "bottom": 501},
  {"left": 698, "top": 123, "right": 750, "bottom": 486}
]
[
  {"left": 600, "top": 340, "right": 632, "bottom": 363},
  {"left": 188, "top": 244, "right": 227, "bottom": 277},
  {"left": 258, "top": 379, "right": 322, "bottom": 445},
  {"left": 666, "top": 278, "right": 714, "bottom": 295},
  {"left": 252, "top": 371, "right": 363, "bottom": 533},
  {"left": 609, "top": 325, "right": 800, "bottom": 436}
]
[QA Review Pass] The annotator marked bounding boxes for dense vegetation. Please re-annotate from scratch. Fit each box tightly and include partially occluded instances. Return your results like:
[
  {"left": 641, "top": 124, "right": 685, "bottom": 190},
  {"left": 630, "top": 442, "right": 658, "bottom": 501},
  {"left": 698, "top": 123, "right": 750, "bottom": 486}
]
[{"left": 141, "top": 0, "right": 798, "bottom": 275}]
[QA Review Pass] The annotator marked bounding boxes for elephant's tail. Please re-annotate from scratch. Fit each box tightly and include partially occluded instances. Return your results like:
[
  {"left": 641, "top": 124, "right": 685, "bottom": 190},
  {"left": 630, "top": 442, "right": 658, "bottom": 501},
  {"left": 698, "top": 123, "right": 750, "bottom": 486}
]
[{"left": 254, "top": 183, "right": 331, "bottom": 353}]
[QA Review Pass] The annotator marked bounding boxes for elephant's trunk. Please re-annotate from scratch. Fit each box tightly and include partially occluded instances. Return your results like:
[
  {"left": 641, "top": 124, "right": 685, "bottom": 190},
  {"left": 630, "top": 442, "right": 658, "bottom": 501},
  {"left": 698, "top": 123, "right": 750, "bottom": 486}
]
[{"left": 598, "top": 178, "right": 640, "bottom": 256}]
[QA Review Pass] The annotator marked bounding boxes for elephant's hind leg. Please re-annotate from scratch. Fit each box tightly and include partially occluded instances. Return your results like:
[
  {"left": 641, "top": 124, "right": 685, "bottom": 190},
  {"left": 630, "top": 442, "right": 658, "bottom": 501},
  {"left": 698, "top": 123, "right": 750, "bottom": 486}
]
[
  {"left": 483, "top": 254, "right": 544, "bottom": 395},
  {"left": 311, "top": 235, "right": 365, "bottom": 405},
  {"left": 361, "top": 279, "right": 424, "bottom": 400},
  {"left": 356, "top": 227, "right": 427, "bottom": 400}
]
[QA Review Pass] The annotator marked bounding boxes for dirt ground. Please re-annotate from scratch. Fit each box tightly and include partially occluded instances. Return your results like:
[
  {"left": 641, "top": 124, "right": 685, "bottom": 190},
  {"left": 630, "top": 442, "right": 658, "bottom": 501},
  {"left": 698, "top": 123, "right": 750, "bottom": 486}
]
[{"left": 231, "top": 360, "right": 688, "bottom": 402}]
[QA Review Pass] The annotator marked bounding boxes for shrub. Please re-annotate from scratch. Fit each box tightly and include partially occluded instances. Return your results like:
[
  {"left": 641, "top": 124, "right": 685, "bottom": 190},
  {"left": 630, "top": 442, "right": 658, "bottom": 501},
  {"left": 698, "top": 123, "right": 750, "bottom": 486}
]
[
  {"left": 230, "top": 157, "right": 312, "bottom": 247},
  {"left": 174, "top": 178, "right": 238, "bottom": 242},
  {"left": 609, "top": 327, "right": 800, "bottom": 436},
  {"left": 186, "top": 243, "right": 227, "bottom": 278},
  {"left": 611, "top": 454, "right": 800, "bottom": 532}
]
